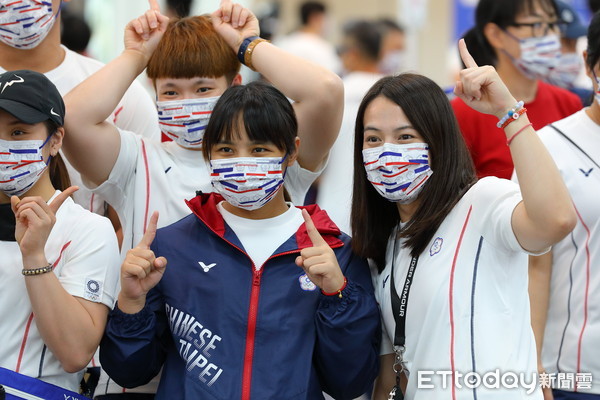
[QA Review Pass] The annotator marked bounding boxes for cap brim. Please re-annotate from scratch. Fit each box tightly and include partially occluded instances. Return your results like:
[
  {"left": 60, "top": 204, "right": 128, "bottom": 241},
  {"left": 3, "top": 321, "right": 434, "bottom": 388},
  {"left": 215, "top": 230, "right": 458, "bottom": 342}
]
[
  {"left": 565, "top": 24, "right": 588, "bottom": 39},
  {"left": 0, "top": 98, "right": 50, "bottom": 124}
]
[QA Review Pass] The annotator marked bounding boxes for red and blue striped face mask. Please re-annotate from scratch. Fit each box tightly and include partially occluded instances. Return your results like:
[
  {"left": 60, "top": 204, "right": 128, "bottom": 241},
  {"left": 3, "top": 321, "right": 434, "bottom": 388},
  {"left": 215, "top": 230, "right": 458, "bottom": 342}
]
[
  {"left": 0, "top": 134, "right": 52, "bottom": 196},
  {"left": 0, "top": 0, "right": 60, "bottom": 49},
  {"left": 362, "top": 142, "right": 432, "bottom": 204},
  {"left": 156, "top": 96, "right": 220, "bottom": 149},
  {"left": 209, "top": 155, "right": 287, "bottom": 211}
]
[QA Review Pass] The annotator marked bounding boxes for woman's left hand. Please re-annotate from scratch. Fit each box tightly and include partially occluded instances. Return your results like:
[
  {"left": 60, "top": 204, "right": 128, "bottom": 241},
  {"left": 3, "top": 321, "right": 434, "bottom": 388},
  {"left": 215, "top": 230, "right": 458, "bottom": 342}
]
[
  {"left": 211, "top": 0, "right": 260, "bottom": 52},
  {"left": 295, "top": 210, "right": 346, "bottom": 294},
  {"left": 11, "top": 186, "right": 79, "bottom": 258},
  {"left": 454, "top": 39, "right": 518, "bottom": 119}
]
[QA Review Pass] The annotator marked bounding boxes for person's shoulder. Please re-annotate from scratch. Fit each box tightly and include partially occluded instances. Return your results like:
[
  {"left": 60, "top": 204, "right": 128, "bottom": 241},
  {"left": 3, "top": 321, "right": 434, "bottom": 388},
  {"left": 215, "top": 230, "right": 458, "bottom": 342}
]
[
  {"left": 537, "top": 81, "right": 582, "bottom": 106},
  {"left": 56, "top": 195, "right": 114, "bottom": 235},
  {"left": 467, "top": 177, "right": 519, "bottom": 200},
  {"left": 61, "top": 46, "right": 105, "bottom": 73}
]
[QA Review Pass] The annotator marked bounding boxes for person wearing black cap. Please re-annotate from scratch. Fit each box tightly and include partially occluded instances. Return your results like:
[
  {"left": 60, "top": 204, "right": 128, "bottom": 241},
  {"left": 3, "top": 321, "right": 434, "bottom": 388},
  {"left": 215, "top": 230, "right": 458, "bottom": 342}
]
[
  {"left": 546, "top": 0, "right": 594, "bottom": 105},
  {"left": 0, "top": 70, "right": 120, "bottom": 396}
]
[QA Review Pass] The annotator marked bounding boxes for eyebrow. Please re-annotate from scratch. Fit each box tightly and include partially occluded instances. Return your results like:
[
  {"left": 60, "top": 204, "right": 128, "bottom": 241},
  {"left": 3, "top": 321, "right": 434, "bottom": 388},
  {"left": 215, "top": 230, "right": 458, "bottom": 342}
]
[
  {"left": 216, "top": 139, "right": 273, "bottom": 145},
  {"left": 162, "top": 79, "right": 215, "bottom": 88},
  {"left": 363, "top": 125, "right": 414, "bottom": 132}
]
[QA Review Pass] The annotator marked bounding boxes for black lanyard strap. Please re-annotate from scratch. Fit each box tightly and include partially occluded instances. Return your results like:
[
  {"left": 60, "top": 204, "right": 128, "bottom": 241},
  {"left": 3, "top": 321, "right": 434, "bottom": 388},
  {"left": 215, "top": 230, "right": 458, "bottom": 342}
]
[{"left": 390, "top": 238, "right": 419, "bottom": 348}]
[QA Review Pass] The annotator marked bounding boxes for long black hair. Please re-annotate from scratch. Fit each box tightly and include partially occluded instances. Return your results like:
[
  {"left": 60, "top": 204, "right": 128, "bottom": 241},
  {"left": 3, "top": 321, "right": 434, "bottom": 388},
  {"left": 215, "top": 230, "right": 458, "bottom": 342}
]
[
  {"left": 463, "top": 0, "right": 559, "bottom": 66},
  {"left": 586, "top": 11, "right": 600, "bottom": 70},
  {"left": 351, "top": 74, "right": 476, "bottom": 271},
  {"left": 44, "top": 120, "right": 70, "bottom": 191}
]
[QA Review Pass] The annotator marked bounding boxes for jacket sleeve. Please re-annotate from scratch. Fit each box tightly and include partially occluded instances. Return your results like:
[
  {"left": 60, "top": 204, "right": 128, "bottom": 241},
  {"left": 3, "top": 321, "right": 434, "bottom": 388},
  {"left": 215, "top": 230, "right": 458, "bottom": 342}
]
[
  {"left": 99, "top": 286, "right": 170, "bottom": 388},
  {"left": 313, "top": 241, "right": 381, "bottom": 399}
]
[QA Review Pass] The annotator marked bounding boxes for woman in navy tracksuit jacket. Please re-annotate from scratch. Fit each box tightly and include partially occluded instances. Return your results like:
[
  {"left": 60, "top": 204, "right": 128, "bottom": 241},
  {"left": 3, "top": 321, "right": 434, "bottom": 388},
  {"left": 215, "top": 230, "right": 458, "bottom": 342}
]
[{"left": 99, "top": 79, "right": 381, "bottom": 398}]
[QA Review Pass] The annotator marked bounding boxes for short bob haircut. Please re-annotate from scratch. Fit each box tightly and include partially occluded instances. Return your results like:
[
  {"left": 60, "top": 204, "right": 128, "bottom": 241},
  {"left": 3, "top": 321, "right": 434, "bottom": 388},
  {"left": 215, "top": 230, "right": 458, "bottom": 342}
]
[
  {"left": 202, "top": 81, "right": 298, "bottom": 160},
  {"left": 351, "top": 74, "right": 476, "bottom": 271},
  {"left": 147, "top": 15, "right": 240, "bottom": 85},
  {"left": 463, "top": 0, "right": 559, "bottom": 67}
]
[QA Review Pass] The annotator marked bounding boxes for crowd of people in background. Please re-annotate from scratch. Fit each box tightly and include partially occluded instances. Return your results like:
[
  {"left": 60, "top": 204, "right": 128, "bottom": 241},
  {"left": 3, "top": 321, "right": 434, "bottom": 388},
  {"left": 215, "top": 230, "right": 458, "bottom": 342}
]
[{"left": 0, "top": 0, "right": 599, "bottom": 399}]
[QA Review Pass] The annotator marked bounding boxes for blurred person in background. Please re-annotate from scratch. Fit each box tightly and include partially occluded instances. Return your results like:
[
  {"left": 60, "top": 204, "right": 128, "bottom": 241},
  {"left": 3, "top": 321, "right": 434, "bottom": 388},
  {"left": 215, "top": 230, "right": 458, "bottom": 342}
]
[
  {"left": 524, "top": 10, "right": 600, "bottom": 400},
  {"left": 454, "top": 0, "right": 582, "bottom": 179},
  {"left": 377, "top": 18, "right": 406, "bottom": 76},
  {"left": 61, "top": 10, "right": 92, "bottom": 56},
  {"left": 317, "top": 20, "right": 384, "bottom": 234},
  {"left": 274, "top": 1, "right": 342, "bottom": 74},
  {"left": 164, "top": 0, "right": 193, "bottom": 19},
  {"left": 546, "top": 0, "right": 593, "bottom": 106}
]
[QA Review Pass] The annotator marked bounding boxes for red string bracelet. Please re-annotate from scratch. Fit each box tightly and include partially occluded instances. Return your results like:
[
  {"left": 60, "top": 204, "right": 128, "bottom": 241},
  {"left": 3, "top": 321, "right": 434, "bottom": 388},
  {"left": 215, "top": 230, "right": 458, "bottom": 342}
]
[
  {"left": 321, "top": 277, "right": 348, "bottom": 298},
  {"left": 500, "top": 107, "right": 527, "bottom": 129},
  {"left": 506, "top": 123, "right": 533, "bottom": 146}
]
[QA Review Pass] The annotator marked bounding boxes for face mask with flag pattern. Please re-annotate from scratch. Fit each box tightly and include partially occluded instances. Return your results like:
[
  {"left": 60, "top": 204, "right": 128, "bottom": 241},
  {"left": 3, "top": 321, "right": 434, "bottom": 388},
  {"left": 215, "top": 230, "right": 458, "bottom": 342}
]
[
  {"left": 156, "top": 96, "right": 220, "bottom": 149},
  {"left": 0, "top": 0, "right": 60, "bottom": 49},
  {"left": 362, "top": 142, "right": 432, "bottom": 204},
  {"left": 504, "top": 33, "right": 561, "bottom": 79},
  {"left": 210, "top": 156, "right": 286, "bottom": 210},
  {"left": 0, "top": 136, "right": 52, "bottom": 196},
  {"left": 546, "top": 52, "right": 583, "bottom": 88}
]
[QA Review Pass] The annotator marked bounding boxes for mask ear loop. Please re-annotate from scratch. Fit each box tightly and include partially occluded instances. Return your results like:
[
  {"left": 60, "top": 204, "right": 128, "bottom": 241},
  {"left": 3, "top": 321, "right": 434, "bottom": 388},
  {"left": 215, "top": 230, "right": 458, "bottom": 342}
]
[
  {"left": 280, "top": 153, "right": 289, "bottom": 179},
  {"left": 39, "top": 131, "right": 55, "bottom": 165}
]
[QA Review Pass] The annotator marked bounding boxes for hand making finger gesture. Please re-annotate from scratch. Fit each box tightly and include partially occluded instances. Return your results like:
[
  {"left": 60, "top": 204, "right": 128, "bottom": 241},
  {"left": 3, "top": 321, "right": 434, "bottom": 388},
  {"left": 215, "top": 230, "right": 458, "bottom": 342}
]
[
  {"left": 119, "top": 211, "right": 167, "bottom": 313},
  {"left": 295, "top": 210, "right": 346, "bottom": 295},
  {"left": 454, "top": 39, "right": 518, "bottom": 119},
  {"left": 211, "top": 0, "right": 260, "bottom": 52},
  {"left": 11, "top": 186, "right": 79, "bottom": 257},
  {"left": 124, "top": 0, "right": 170, "bottom": 62}
]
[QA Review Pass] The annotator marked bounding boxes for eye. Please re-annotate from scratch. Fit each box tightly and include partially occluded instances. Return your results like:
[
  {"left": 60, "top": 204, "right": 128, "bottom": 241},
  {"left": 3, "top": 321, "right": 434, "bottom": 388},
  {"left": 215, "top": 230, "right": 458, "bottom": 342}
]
[
  {"left": 215, "top": 146, "right": 233, "bottom": 153},
  {"left": 198, "top": 87, "right": 212, "bottom": 93},
  {"left": 399, "top": 133, "right": 414, "bottom": 141},
  {"left": 364, "top": 135, "right": 381, "bottom": 143},
  {"left": 162, "top": 90, "right": 178, "bottom": 97},
  {"left": 11, "top": 129, "right": 26, "bottom": 137}
]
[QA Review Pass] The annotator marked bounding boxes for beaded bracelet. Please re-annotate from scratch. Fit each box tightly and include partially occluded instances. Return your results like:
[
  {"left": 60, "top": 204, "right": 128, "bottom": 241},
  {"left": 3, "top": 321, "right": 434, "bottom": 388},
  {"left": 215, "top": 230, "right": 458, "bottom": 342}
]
[
  {"left": 496, "top": 101, "right": 525, "bottom": 128},
  {"left": 321, "top": 277, "right": 348, "bottom": 298},
  {"left": 500, "top": 107, "right": 527, "bottom": 129},
  {"left": 22, "top": 263, "right": 54, "bottom": 276}
]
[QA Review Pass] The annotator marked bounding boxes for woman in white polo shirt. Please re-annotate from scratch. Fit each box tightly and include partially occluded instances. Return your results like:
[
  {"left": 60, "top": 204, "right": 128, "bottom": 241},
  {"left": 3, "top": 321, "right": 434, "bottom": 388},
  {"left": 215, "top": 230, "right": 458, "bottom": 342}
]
[
  {"left": 527, "top": 11, "right": 600, "bottom": 400},
  {"left": 0, "top": 70, "right": 120, "bottom": 397},
  {"left": 352, "top": 41, "right": 576, "bottom": 399}
]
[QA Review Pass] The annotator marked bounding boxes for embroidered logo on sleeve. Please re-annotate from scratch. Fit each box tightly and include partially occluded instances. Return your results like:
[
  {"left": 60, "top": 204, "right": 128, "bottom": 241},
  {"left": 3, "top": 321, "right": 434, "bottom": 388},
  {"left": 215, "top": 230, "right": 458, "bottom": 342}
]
[
  {"left": 429, "top": 237, "right": 443, "bottom": 256},
  {"left": 84, "top": 278, "right": 102, "bottom": 302},
  {"left": 299, "top": 273, "right": 317, "bottom": 291}
]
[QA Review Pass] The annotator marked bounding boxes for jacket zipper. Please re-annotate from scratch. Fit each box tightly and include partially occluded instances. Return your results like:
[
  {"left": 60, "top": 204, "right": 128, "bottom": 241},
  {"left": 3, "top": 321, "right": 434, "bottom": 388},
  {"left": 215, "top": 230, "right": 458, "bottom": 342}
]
[{"left": 191, "top": 210, "right": 344, "bottom": 399}]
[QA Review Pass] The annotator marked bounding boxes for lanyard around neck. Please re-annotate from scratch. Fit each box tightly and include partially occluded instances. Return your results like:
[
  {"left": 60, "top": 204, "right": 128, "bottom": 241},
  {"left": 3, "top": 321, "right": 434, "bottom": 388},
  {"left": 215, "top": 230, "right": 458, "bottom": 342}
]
[{"left": 390, "top": 236, "right": 419, "bottom": 349}]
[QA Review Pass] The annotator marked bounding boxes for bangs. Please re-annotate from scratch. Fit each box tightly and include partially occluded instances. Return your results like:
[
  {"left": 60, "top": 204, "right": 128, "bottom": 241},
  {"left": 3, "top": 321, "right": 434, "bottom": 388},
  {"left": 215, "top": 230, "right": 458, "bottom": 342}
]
[
  {"left": 202, "top": 82, "right": 298, "bottom": 160},
  {"left": 147, "top": 15, "right": 240, "bottom": 83}
]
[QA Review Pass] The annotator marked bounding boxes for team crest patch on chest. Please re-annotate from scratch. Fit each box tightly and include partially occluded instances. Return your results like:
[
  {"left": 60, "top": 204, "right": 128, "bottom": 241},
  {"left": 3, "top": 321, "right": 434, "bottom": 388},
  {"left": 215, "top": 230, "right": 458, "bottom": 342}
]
[
  {"left": 430, "top": 237, "right": 443, "bottom": 256},
  {"left": 299, "top": 273, "right": 317, "bottom": 291}
]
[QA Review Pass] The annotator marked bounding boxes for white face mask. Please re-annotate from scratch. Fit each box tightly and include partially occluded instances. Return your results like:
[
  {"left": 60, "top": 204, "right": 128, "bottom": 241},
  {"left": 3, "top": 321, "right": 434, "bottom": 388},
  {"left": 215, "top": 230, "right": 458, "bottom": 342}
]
[
  {"left": 0, "top": 0, "right": 60, "bottom": 49},
  {"left": 156, "top": 96, "right": 220, "bottom": 149},
  {"left": 546, "top": 52, "right": 583, "bottom": 88},
  {"left": 0, "top": 136, "right": 52, "bottom": 196},
  {"left": 505, "top": 33, "right": 561, "bottom": 79},
  {"left": 210, "top": 156, "right": 286, "bottom": 210},
  {"left": 362, "top": 142, "right": 432, "bottom": 204},
  {"left": 379, "top": 50, "right": 405, "bottom": 75}
]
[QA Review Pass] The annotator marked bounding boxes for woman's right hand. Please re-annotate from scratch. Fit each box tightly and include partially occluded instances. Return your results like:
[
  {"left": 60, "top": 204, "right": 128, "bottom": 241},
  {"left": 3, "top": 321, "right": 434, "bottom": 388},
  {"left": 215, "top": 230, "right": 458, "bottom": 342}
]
[
  {"left": 454, "top": 39, "right": 517, "bottom": 119},
  {"left": 123, "top": 0, "right": 170, "bottom": 63},
  {"left": 118, "top": 211, "right": 167, "bottom": 314}
]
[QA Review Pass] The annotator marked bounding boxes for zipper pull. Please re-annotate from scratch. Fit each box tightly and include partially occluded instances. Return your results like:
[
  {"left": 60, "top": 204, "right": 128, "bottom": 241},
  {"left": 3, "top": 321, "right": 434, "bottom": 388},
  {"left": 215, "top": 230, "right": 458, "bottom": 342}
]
[{"left": 253, "top": 270, "right": 261, "bottom": 286}]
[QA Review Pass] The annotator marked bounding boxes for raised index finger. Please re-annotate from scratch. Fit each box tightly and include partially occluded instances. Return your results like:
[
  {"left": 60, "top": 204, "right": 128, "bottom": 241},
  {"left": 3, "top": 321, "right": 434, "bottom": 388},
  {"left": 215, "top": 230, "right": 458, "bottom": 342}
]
[
  {"left": 48, "top": 185, "right": 79, "bottom": 214},
  {"left": 302, "top": 209, "right": 327, "bottom": 247},
  {"left": 139, "top": 211, "right": 159, "bottom": 249},
  {"left": 459, "top": 38, "right": 478, "bottom": 69},
  {"left": 148, "top": 0, "right": 160, "bottom": 12}
]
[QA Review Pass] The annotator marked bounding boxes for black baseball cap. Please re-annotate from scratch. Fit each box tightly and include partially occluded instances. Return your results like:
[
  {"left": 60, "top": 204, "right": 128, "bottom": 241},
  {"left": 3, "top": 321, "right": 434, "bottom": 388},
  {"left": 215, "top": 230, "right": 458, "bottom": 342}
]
[{"left": 0, "top": 69, "right": 65, "bottom": 126}]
